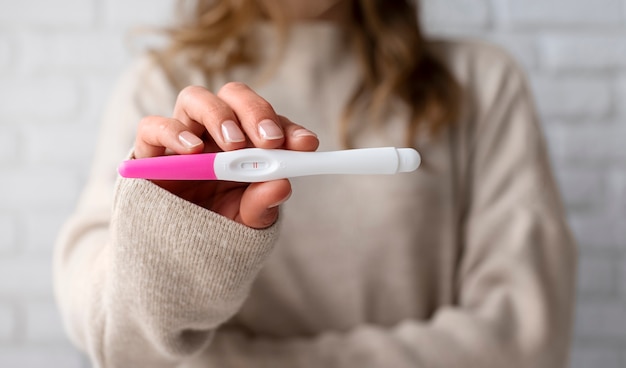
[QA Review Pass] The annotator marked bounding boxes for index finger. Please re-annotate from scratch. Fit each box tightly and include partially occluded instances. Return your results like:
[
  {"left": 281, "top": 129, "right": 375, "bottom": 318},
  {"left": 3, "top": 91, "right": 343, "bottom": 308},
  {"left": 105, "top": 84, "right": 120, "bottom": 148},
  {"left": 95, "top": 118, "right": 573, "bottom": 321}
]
[
  {"left": 173, "top": 85, "right": 248, "bottom": 152},
  {"left": 216, "top": 82, "right": 285, "bottom": 149}
]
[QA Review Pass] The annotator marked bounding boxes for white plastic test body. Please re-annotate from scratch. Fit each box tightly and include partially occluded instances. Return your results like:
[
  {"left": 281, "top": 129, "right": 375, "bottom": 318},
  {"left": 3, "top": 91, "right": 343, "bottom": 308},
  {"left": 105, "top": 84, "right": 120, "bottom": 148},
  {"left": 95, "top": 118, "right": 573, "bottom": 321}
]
[{"left": 214, "top": 147, "right": 420, "bottom": 182}]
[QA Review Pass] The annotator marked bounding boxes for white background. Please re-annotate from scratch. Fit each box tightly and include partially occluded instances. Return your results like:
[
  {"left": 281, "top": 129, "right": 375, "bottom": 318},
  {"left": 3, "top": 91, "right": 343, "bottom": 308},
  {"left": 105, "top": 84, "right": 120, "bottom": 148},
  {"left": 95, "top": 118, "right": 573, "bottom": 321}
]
[{"left": 0, "top": 0, "right": 625, "bottom": 367}]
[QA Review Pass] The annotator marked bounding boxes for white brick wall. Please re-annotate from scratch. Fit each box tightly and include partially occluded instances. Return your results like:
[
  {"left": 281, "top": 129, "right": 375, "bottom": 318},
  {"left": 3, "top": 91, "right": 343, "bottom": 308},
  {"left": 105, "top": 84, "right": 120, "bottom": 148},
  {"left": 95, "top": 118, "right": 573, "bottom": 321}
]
[
  {"left": 542, "top": 34, "right": 626, "bottom": 70},
  {"left": 0, "top": 2, "right": 175, "bottom": 366},
  {"left": 504, "top": 0, "right": 625, "bottom": 26},
  {"left": 531, "top": 75, "right": 613, "bottom": 120},
  {"left": 0, "top": 0, "right": 95, "bottom": 28},
  {"left": 0, "top": 0, "right": 624, "bottom": 367},
  {"left": 0, "top": 304, "right": 16, "bottom": 342}
]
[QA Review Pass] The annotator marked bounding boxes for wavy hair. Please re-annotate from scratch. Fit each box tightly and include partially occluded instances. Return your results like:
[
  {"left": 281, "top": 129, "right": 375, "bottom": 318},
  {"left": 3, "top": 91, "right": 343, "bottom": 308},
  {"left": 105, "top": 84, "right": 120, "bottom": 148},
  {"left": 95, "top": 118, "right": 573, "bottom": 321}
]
[{"left": 161, "top": 0, "right": 461, "bottom": 147}]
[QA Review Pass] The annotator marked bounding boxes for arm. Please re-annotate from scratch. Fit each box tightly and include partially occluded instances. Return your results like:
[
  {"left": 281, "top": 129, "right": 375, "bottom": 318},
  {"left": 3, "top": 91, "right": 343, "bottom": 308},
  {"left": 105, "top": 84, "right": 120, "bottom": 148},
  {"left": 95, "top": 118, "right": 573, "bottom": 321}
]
[
  {"left": 53, "top": 57, "right": 317, "bottom": 367},
  {"left": 55, "top": 180, "right": 278, "bottom": 367},
  {"left": 189, "top": 49, "right": 577, "bottom": 368}
]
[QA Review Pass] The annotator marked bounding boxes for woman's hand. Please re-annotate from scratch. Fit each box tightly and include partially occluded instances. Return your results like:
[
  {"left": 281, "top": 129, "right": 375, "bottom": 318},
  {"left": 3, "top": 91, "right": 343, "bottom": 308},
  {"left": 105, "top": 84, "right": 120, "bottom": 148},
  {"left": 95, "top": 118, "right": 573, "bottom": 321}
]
[{"left": 133, "top": 82, "right": 319, "bottom": 229}]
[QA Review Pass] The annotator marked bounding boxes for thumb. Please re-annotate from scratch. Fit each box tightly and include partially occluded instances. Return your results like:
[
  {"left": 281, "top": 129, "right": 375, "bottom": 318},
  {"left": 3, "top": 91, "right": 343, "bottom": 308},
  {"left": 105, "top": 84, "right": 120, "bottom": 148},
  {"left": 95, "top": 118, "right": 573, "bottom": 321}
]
[{"left": 238, "top": 179, "right": 292, "bottom": 229}]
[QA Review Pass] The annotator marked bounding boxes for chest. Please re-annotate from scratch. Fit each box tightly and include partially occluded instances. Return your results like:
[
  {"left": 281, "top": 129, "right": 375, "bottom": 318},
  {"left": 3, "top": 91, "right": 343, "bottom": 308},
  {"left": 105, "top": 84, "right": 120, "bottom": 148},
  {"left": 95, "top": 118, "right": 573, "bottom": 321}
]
[
  {"left": 231, "top": 139, "right": 461, "bottom": 337},
  {"left": 217, "top": 58, "right": 465, "bottom": 337}
]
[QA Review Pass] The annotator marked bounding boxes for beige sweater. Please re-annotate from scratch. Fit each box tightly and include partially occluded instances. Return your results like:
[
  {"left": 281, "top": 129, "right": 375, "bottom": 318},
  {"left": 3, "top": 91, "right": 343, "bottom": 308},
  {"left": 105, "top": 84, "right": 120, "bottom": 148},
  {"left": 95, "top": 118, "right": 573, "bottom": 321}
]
[{"left": 54, "top": 24, "right": 577, "bottom": 368}]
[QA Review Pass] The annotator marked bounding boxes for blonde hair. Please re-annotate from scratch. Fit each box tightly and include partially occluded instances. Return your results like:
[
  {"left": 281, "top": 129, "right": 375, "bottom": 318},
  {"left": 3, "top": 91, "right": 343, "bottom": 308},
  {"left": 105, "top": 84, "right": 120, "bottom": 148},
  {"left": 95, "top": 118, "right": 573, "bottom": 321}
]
[{"left": 161, "top": 0, "right": 461, "bottom": 147}]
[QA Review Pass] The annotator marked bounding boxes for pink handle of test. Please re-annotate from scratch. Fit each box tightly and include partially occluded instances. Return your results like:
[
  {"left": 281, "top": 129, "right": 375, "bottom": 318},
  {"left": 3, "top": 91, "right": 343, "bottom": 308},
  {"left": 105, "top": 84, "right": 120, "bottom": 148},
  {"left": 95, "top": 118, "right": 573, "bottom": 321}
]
[{"left": 118, "top": 153, "right": 218, "bottom": 180}]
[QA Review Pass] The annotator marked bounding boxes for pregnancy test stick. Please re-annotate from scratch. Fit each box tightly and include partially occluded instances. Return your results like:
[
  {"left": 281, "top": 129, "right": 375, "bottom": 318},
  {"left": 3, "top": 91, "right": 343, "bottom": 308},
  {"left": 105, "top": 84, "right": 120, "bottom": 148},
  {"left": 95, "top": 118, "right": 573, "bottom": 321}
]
[{"left": 118, "top": 147, "right": 420, "bottom": 183}]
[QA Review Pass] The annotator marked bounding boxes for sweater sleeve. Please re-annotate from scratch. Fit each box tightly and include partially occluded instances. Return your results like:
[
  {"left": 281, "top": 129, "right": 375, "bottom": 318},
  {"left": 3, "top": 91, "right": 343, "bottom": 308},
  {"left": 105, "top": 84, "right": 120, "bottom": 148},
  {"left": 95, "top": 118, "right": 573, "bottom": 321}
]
[
  {"left": 182, "top": 46, "right": 578, "bottom": 368},
  {"left": 53, "top": 57, "right": 279, "bottom": 368}
]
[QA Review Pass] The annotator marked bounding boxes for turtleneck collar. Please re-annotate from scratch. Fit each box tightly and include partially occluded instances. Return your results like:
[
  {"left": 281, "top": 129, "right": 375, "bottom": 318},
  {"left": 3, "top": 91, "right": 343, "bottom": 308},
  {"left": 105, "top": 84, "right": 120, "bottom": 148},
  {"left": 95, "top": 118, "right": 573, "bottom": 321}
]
[{"left": 248, "top": 22, "right": 353, "bottom": 73}]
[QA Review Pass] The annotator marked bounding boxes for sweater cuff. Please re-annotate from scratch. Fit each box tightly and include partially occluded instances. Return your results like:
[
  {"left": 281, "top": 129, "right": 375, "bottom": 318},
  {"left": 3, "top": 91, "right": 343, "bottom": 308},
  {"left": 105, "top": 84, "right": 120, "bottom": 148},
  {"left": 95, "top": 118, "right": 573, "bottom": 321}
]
[{"left": 111, "top": 177, "right": 279, "bottom": 306}]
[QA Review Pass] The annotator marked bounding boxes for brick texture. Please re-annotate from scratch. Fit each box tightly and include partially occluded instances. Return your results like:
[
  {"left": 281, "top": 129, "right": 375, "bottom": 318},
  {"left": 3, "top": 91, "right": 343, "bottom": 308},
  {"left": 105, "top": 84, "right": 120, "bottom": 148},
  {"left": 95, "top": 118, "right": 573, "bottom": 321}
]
[
  {"left": 542, "top": 34, "right": 626, "bottom": 70},
  {"left": 0, "top": 0, "right": 624, "bottom": 367}
]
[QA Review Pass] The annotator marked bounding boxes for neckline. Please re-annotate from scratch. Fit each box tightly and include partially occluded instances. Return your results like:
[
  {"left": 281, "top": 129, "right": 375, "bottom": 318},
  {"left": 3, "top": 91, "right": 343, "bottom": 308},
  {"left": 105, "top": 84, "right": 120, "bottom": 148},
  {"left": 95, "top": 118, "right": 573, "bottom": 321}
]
[{"left": 249, "top": 22, "right": 352, "bottom": 68}]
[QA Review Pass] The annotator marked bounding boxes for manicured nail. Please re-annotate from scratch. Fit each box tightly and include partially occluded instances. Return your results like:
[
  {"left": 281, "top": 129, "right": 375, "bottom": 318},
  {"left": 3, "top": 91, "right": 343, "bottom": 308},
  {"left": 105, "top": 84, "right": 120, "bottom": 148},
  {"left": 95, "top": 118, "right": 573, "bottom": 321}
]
[
  {"left": 268, "top": 190, "right": 292, "bottom": 208},
  {"left": 258, "top": 119, "right": 284, "bottom": 140},
  {"left": 292, "top": 128, "right": 317, "bottom": 138},
  {"left": 178, "top": 131, "right": 203, "bottom": 149},
  {"left": 221, "top": 120, "right": 246, "bottom": 143}
]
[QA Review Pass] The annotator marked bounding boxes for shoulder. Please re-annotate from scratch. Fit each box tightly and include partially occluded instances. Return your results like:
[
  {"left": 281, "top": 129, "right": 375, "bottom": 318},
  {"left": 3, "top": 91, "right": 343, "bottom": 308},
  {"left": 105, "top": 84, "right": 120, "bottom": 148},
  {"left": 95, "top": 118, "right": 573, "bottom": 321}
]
[
  {"left": 430, "top": 38, "right": 525, "bottom": 80},
  {"left": 119, "top": 49, "right": 209, "bottom": 91},
  {"left": 425, "top": 39, "right": 544, "bottom": 161},
  {"left": 430, "top": 38, "right": 529, "bottom": 103},
  {"left": 113, "top": 53, "right": 171, "bottom": 100},
  {"left": 429, "top": 38, "right": 534, "bottom": 125},
  {"left": 112, "top": 52, "right": 199, "bottom": 116},
  {"left": 118, "top": 52, "right": 182, "bottom": 92}
]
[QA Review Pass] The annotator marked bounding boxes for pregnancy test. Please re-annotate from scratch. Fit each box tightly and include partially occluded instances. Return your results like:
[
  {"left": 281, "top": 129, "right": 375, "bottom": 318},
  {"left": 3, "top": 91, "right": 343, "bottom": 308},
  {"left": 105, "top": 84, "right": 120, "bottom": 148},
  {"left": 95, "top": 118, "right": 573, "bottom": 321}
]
[{"left": 118, "top": 147, "right": 420, "bottom": 183}]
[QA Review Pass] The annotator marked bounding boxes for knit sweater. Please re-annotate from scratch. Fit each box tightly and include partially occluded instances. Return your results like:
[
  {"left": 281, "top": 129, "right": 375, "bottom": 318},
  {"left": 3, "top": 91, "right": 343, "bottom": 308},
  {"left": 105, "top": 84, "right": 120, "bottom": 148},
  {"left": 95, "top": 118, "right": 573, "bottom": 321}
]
[{"left": 54, "top": 23, "right": 577, "bottom": 368}]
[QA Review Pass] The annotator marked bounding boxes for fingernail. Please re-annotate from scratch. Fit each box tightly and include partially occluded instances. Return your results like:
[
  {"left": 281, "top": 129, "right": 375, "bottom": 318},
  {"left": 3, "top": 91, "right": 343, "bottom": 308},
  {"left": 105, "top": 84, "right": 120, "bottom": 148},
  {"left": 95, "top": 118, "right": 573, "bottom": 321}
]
[
  {"left": 268, "top": 190, "right": 292, "bottom": 209},
  {"left": 221, "top": 120, "right": 246, "bottom": 143},
  {"left": 178, "top": 131, "right": 203, "bottom": 149},
  {"left": 292, "top": 128, "right": 317, "bottom": 138},
  {"left": 258, "top": 119, "right": 284, "bottom": 140}
]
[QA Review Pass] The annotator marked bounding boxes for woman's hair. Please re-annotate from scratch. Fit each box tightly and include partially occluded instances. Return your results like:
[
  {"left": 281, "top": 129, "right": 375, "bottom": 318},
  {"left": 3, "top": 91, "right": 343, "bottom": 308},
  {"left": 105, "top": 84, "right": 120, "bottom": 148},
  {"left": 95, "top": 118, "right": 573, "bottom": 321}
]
[{"left": 162, "top": 0, "right": 461, "bottom": 147}]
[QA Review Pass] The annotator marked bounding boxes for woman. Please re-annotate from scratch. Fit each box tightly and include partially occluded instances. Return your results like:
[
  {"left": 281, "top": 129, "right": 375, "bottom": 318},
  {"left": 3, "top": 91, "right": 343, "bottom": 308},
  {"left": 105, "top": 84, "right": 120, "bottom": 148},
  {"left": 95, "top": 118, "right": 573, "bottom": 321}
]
[{"left": 54, "top": 0, "right": 577, "bottom": 367}]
